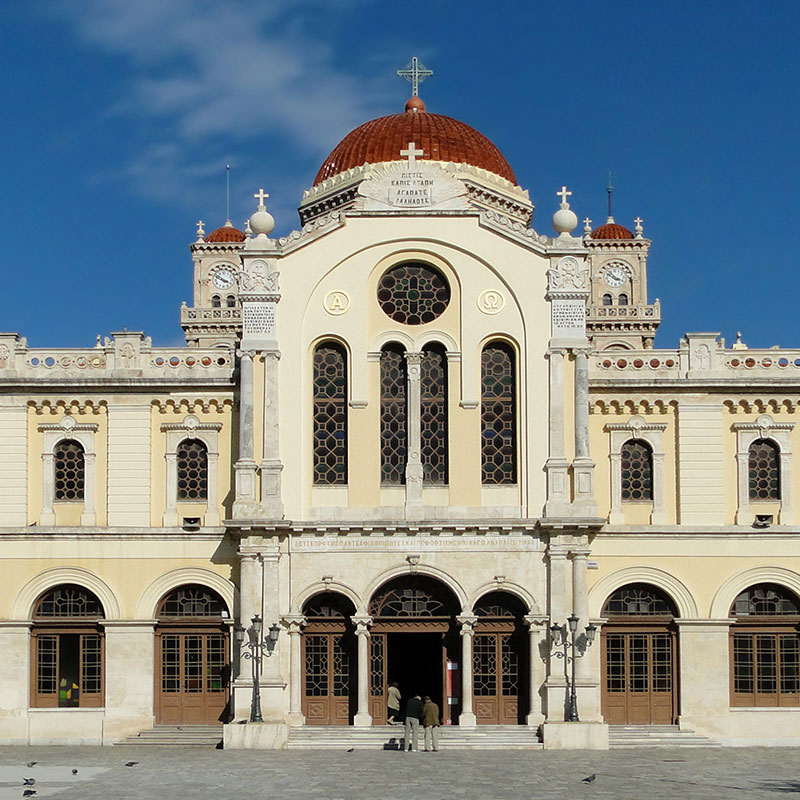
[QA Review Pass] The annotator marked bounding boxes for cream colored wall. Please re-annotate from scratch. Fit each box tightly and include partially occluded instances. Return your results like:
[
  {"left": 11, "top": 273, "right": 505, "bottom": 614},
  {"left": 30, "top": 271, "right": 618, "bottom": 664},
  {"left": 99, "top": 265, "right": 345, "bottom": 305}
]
[{"left": 276, "top": 215, "right": 550, "bottom": 520}]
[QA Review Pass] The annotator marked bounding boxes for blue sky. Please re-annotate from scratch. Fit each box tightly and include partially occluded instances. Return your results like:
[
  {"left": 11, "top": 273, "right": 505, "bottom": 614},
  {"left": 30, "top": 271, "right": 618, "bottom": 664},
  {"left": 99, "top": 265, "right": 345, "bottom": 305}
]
[{"left": 1, "top": 0, "right": 797, "bottom": 349}]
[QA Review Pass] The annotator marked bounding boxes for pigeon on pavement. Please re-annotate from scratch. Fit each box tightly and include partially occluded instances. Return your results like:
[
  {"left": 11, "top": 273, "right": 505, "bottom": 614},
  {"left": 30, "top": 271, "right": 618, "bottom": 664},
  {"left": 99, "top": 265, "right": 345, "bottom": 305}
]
[
  {"left": 23, "top": 791, "right": 37, "bottom": 797},
  {"left": 23, "top": 778, "right": 35, "bottom": 786},
  {"left": 72, "top": 769, "right": 79, "bottom": 775},
  {"left": 347, "top": 748, "right": 354, "bottom": 753},
  {"left": 582, "top": 774, "right": 596, "bottom": 783},
  {"left": 124, "top": 761, "right": 139, "bottom": 767},
  {"left": 25, "top": 762, "right": 37, "bottom": 768}
]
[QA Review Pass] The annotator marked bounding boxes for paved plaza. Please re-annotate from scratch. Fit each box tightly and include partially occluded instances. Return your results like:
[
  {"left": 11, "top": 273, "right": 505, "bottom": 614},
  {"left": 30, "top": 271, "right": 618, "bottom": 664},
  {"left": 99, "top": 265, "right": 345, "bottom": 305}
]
[{"left": 1, "top": 746, "right": 800, "bottom": 800}]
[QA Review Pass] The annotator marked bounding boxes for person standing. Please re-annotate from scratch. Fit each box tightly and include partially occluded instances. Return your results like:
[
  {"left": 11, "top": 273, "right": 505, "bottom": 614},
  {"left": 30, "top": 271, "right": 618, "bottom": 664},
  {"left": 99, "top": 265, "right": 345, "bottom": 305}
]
[
  {"left": 403, "top": 694, "right": 423, "bottom": 751},
  {"left": 422, "top": 695, "right": 441, "bottom": 752},
  {"left": 387, "top": 682, "right": 401, "bottom": 725}
]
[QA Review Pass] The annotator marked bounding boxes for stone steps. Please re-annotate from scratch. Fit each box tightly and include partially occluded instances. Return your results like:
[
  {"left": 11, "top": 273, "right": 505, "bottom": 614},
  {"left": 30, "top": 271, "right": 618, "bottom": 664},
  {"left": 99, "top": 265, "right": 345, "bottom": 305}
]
[
  {"left": 609, "top": 725, "right": 719, "bottom": 748},
  {"left": 116, "top": 725, "right": 223, "bottom": 747},
  {"left": 287, "top": 724, "right": 543, "bottom": 750}
]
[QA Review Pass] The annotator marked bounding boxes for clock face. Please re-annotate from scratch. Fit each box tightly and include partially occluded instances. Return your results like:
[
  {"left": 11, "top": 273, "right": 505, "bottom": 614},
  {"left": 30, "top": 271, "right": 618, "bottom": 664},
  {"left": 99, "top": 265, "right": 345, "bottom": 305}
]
[
  {"left": 603, "top": 265, "right": 627, "bottom": 288},
  {"left": 211, "top": 267, "right": 236, "bottom": 290}
]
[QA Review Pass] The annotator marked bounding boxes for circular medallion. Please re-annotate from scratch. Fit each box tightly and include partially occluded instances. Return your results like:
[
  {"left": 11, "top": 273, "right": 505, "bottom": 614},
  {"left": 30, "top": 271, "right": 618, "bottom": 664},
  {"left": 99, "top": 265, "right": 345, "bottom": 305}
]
[
  {"left": 377, "top": 263, "right": 450, "bottom": 325},
  {"left": 477, "top": 290, "right": 505, "bottom": 314},
  {"left": 324, "top": 291, "right": 351, "bottom": 315}
]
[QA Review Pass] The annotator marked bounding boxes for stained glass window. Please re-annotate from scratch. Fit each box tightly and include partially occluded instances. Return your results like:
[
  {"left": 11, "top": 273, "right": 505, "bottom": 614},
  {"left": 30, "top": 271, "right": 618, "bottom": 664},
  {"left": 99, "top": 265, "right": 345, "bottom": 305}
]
[
  {"left": 377, "top": 263, "right": 450, "bottom": 325},
  {"left": 731, "top": 585, "right": 800, "bottom": 617},
  {"left": 602, "top": 584, "right": 676, "bottom": 617},
  {"left": 421, "top": 345, "right": 448, "bottom": 484},
  {"left": 177, "top": 439, "right": 208, "bottom": 501},
  {"left": 313, "top": 343, "right": 347, "bottom": 485},
  {"left": 380, "top": 346, "right": 407, "bottom": 484},
  {"left": 621, "top": 439, "right": 653, "bottom": 501},
  {"left": 481, "top": 343, "right": 516, "bottom": 484},
  {"left": 158, "top": 585, "right": 227, "bottom": 618},
  {"left": 749, "top": 439, "right": 780, "bottom": 500},
  {"left": 54, "top": 440, "right": 85, "bottom": 501}
]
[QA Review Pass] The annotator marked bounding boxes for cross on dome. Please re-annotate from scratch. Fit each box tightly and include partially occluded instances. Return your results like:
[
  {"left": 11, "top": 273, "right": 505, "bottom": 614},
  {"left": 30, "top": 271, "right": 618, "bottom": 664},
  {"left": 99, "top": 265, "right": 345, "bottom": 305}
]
[
  {"left": 253, "top": 188, "right": 269, "bottom": 209},
  {"left": 400, "top": 142, "right": 425, "bottom": 166},
  {"left": 556, "top": 186, "right": 572, "bottom": 207},
  {"left": 397, "top": 57, "right": 433, "bottom": 97}
]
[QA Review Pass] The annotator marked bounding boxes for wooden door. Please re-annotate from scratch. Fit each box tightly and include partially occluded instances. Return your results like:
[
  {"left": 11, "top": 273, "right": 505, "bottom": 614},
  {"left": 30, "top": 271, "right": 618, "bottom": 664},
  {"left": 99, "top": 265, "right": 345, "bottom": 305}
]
[
  {"left": 602, "top": 627, "right": 677, "bottom": 724},
  {"left": 472, "top": 631, "right": 521, "bottom": 724},
  {"left": 156, "top": 629, "right": 229, "bottom": 725},
  {"left": 302, "top": 632, "right": 353, "bottom": 725}
]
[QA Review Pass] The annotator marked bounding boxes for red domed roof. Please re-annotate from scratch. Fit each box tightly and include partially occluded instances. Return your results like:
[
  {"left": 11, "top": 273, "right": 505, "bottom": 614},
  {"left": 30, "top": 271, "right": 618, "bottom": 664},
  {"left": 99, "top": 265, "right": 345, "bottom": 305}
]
[
  {"left": 314, "top": 100, "right": 517, "bottom": 186},
  {"left": 205, "top": 222, "right": 245, "bottom": 243},
  {"left": 591, "top": 220, "right": 633, "bottom": 240}
]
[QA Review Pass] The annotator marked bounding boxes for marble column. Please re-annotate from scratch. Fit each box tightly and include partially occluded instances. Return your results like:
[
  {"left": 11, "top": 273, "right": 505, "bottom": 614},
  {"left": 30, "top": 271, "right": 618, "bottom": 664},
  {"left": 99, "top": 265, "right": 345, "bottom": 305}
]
[
  {"left": 233, "top": 549, "right": 262, "bottom": 720},
  {"left": 260, "top": 350, "right": 284, "bottom": 519},
  {"left": 205, "top": 450, "right": 220, "bottom": 526},
  {"left": 404, "top": 352, "right": 423, "bottom": 518},
  {"left": 457, "top": 615, "right": 477, "bottom": 727},
  {"left": 352, "top": 616, "right": 373, "bottom": 727},
  {"left": 40, "top": 453, "right": 55, "bottom": 525},
  {"left": 162, "top": 452, "right": 178, "bottom": 526},
  {"left": 545, "top": 543, "right": 570, "bottom": 719},
  {"left": 571, "top": 548, "right": 591, "bottom": 683},
  {"left": 571, "top": 349, "right": 597, "bottom": 515},
  {"left": 80, "top": 452, "right": 97, "bottom": 525},
  {"left": 233, "top": 350, "right": 259, "bottom": 517},
  {"left": 0, "top": 621, "right": 31, "bottom": 744},
  {"left": 282, "top": 615, "right": 306, "bottom": 727},
  {"left": 523, "top": 615, "right": 548, "bottom": 728},
  {"left": 545, "top": 348, "right": 570, "bottom": 516}
]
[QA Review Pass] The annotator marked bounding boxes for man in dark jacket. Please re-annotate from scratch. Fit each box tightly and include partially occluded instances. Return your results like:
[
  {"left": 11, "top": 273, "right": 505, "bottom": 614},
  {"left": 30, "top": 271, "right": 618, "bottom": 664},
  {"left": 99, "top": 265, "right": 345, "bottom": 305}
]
[
  {"left": 403, "top": 694, "right": 424, "bottom": 751},
  {"left": 422, "top": 695, "right": 441, "bottom": 751}
]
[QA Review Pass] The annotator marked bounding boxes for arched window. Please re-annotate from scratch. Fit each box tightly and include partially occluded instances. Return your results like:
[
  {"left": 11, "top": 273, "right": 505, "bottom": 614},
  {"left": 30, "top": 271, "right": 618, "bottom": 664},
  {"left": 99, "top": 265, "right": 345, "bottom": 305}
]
[
  {"left": 481, "top": 342, "right": 517, "bottom": 484},
  {"left": 730, "top": 584, "right": 800, "bottom": 707},
  {"left": 618, "top": 293, "right": 629, "bottom": 306},
  {"left": 225, "top": 295, "right": 236, "bottom": 308},
  {"left": 602, "top": 293, "right": 613, "bottom": 306},
  {"left": 313, "top": 343, "right": 348, "bottom": 485},
  {"left": 749, "top": 439, "right": 780, "bottom": 500},
  {"left": 32, "top": 584, "right": 105, "bottom": 708},
  {"left": 602, "top": 584, "right": 677, "bottom": 617},
  {"left": 621, "top": 439, "right": 653, "bottom": 502},
  {"left": 420, "top": 344, "right": 448, "bottom": 484},
  {"left": 54, "top": 440, "right": 85, "bottom": 501},
  {"left": 177, "top": 439, "right": 208, "bottom": 501},
  {"left": 380, "top": 345, "right": 407, "bottom": 485},
  {"left": 211, "top": 295, "right": 221, "bottom": 308}
]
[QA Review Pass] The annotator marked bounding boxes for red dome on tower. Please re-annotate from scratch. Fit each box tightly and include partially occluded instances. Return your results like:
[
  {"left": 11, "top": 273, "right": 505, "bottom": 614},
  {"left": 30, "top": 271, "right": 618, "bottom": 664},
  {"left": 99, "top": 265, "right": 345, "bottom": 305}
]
[
  {"left": 314, "top": 99, "right": 517, "bottom": 186},
  {"left": 591, "top": 221, "right": 633, "bottom": 240},
  {"left": 205, "top": 221, "right": 246, "bottom": 243}
]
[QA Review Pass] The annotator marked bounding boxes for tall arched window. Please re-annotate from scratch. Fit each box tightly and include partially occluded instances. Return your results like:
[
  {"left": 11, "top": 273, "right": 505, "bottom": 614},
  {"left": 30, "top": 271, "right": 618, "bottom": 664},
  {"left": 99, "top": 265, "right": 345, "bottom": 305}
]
[
  {"left": 481, "top": 342, "right": 516, "bottom": 484},
  {"left": 749, "top": 439, "right": 780, "bottom": 500},
  {"left": 211, "top": 295, "right": 221, "bottom": 308},
  {"left": 420, "top": 344, "right": 448, "bottom": 484},
  {"left": 32, "top": 584, "right": 105, "bottom": 708},
  {"left": 380, "top": 345, "right": 407, "bottom": 485},
  {"left": 621, "top": 439, "right": 653, "bottom": 502},
  {"left": 602, "top": 293, "right": 613, "bottom": 306},
  {"left": 313, "top": 342, "right": 348, "bottom": 485},
  {"left": 225, "top": 295, "right": 236, "bottom": 308},
  {"left": 177, "top": 439, "right": 208, "bottom": 501},
  {"left": 730, "top": 584, "right": 800, "bottom": 707},
  {"left": 618, "top": 293, "right": 629, "bottom": 306},
  {"left": 54, "top": 440, "right": 85, "bottom": 501}
]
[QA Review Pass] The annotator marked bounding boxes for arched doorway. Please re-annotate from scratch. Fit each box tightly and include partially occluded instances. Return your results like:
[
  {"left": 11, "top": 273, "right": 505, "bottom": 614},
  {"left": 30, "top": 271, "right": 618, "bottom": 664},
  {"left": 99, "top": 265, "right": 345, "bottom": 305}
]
[
  {"left": 154, "top": 584, "right": 231, "bottom": 725},
  {"left": 601, "top": 583, "right": 678, "bottom": 725},
  {"left": 473, "top": 591, "right": 528, "bottom": 725},
  {"left": 367, "top": 576, "right": 461, "bottom": 725},
  {"left": 301, "top": 592, "right": 357, "bottom": 725}
]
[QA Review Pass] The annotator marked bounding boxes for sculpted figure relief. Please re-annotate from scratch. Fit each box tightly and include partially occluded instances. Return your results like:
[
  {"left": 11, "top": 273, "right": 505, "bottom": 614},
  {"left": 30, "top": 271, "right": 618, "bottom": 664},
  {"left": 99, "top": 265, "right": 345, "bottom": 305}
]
[{"left": 547, "top": 256, "right": 589, "bottom": 292}]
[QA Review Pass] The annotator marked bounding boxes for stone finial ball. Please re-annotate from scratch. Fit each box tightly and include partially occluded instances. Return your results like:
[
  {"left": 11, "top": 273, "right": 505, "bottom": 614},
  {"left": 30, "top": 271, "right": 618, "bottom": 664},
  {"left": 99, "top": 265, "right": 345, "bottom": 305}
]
[
  {"left": 249, "top": 209, "right": 275, "bottom": 236},
  {"left": 552, "top": 207, "right": 578, "bottom": 234}
]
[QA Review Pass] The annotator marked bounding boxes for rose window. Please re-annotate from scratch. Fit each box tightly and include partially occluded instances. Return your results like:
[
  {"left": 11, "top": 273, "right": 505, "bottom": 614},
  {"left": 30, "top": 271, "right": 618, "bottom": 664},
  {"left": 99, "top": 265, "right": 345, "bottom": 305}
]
[{"left": 377, "top": 263, "right": 450, "bottom": 325}]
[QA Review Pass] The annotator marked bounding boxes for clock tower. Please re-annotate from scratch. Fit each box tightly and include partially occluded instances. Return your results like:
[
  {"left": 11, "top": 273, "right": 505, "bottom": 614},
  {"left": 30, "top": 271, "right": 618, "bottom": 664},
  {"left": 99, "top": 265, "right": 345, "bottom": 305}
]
[{"left": 584, "top": 214, "right": 661, "bottom": 350}]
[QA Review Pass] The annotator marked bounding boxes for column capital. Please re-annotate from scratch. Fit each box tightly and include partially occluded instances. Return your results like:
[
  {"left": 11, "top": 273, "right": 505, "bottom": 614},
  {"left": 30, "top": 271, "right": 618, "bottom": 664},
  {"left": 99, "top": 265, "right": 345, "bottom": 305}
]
[
  {"left": 569, "top": 548, "right": 591, "bottom": 560},
  {"left": 571, "top": 346, "right": 592, "bottom": 358},
  {"left": 405, "top": 351, "right": 423, "bottom": 365},
  {"left": 547, "top": 348, "right": 568, "bottom": 358},
  {"left": 236, "top": 349, "right": 256, "bottom": 360},
  {"left": 456, "top": 614, "right": 478, "bottom": 633},
  {"left": 281, "top": 615, "right": 306, "bottom": 633},
  {"left": 351, "top": 615, "right": 373, "bottom": 634},
  {"left": 523, "top": 614, "right": 549, "bottom": 628}
]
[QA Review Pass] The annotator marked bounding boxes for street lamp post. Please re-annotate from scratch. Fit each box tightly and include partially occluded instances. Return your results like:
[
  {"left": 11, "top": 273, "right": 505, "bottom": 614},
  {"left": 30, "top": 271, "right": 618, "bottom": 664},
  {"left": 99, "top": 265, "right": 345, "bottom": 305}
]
[
  {"left": 550, "top": 613, "right": 597, "bottom": 722},
  {"left": 237, "top": 615, "right": 281, "bottom": 723}
]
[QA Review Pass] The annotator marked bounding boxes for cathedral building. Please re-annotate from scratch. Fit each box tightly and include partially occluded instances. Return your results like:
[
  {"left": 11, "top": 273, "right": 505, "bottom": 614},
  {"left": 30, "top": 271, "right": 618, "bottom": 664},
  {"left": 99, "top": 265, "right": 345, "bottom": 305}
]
[{"left": 2, "top": 74, "right": 799, "bottom": 749}]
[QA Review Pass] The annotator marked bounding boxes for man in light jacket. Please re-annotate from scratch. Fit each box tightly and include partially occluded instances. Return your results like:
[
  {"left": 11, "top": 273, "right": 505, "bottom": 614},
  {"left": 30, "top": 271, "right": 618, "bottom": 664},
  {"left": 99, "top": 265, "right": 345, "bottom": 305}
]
[{"left": 422, "top": 695, "right": 441, "bottom": 752}]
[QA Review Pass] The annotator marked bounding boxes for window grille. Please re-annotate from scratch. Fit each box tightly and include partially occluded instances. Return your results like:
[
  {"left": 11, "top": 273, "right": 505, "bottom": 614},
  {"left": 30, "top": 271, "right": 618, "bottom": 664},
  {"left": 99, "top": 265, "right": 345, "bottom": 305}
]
[
  {"left": 749, "top": 439, "right": 780, "bottom": 500},
  {"left": 369, "top": 578, "right": 455, "bottom": 618},
  {"left": 621, "top": 439, "right": 653, "bottom": 501},
  {"left": 158, "top": 585, "right": 227, "bottom": 618},
  {"left": 380, "top": 346, "right": 407, "bottom": 484},
  {"left": 54, "top": 440, "right": 85, "bottom": 501},
  {"left": 481, "top": 343, "right": 516, "bottom": 484},
  {"left": 602, "top": 584, "right": 676, "bottom": 617},
  {"left": 377, "top": 263, "right": 450, "bottom": 325},
  {"left": 420, "top": 346, "right": 448, "bottom": 484},
  {"left": 226, "top": 295, "right": 236, "bottom": 307},
  {"left": 177, "top": 439, "right": 208, "bottom": 501},
  {"left": 313, "top": 343, "right": 347, "bottom": 485},
  {"left": 35, "top": 585, "right": 103, "bottom": 618}
]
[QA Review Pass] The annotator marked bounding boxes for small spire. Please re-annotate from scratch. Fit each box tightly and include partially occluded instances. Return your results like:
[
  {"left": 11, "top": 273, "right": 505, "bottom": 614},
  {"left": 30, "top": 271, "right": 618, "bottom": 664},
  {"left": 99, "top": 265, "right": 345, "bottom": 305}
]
[
  {"left": 583, "top": 217, "right": 592, "bottom": 234},
  {"left": 634, "top": 216, "right": 644, "bottom": 238},
  {"left": 225, "top": 163, "right": 231, "bottom": 222},
  {"left": 195, "top": 220, "right": 205, "bottom": 242},
  {"left": 606, "top": 171, "right": 614, "bottom": 222}
]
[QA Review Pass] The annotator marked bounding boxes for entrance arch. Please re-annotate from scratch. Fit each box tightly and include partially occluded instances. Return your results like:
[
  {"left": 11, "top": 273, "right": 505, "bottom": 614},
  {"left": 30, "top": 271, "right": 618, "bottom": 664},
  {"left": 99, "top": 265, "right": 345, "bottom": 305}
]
[
  {"left": 367, "top": 575, "right": 461, "bottom": 724},
  {"left": 472, "top": 591, "right": 528, "bottom": 724},
  {"left": 154, "top": 584, "right": 231, "bottom": 725},
  {"left": 601, "top": 583, "right": 679, "bottom": 725},
  {"left": 301, "top": 592, "right": 357, "bottom": 725}
]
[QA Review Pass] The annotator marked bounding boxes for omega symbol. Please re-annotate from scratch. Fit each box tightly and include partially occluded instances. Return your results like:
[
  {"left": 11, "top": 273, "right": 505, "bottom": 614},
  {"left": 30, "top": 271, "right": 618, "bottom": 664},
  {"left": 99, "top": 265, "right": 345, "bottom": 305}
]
[{"left": 478, "top": 290, "right": 505, "bottom": 315}]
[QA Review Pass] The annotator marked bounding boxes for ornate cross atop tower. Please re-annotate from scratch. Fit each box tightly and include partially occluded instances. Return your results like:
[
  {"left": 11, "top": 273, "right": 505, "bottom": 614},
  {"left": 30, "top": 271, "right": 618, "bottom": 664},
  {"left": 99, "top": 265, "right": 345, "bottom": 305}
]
[
  {"left": 556, "top": 185, "right": 572, "bottom": 207},
  {"left": 253, "top": 188, "right": 269, "bottom": 209},
  {"left": 397, "top": 56, "right": 433, "bottom": 97},
  {"left": 400, "top": 142, "right": 425, "bottom": 167}
]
